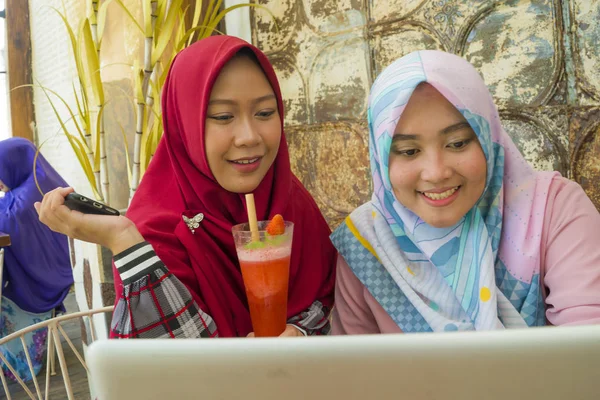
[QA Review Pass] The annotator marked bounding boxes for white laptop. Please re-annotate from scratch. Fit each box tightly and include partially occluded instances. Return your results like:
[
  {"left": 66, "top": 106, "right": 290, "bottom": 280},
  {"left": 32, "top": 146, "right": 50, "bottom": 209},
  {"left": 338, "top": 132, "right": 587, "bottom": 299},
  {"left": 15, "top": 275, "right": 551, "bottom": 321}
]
[{"left": 87, "top": 325, "right": 600, "bottom": 400}]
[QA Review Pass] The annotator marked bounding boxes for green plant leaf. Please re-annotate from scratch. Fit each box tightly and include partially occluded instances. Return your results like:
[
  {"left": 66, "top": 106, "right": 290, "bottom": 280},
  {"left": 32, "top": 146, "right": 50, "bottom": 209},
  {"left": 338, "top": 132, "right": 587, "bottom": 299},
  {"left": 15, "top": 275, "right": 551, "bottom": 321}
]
[
  {"left": 49, "top": 7, "right": 89, "bottom": 99},
  {"left": 32, "top": 137, "right": 53, "bottom": 196},
  {"left": 154, "top": 0, "right": 167, "bottom": 35},
  {"left": 18, "top": 83, "right": 91, "bottom": 154},
  {"left": 97, "top": 0, "right": 116, "bottom": 47},
  {"left": 174, "top": 6, "right": 189, "bottom": 52},
  {"left": 176, "top": 25, "right": 224, "bottom": 50},
  {"left": 79, "top": 19, "right": 105, "bottom": 105},
  {"left": 38, "top": 85, "right": 101, "bottom": 199},
  {"left": 207, "top": 0, "right": 224, "bottom": 31},
  {"left": 72, "top": 82, "right": 89, "bottom": 145},
  {"left": 187, "top": 0, "right": 204, "bottom": 45},
  {"left": 152, "top": 0, "right": 184, "bottom": 65},
  {"left": 118, "top": 122, "right": 133, "bottom": 188}
]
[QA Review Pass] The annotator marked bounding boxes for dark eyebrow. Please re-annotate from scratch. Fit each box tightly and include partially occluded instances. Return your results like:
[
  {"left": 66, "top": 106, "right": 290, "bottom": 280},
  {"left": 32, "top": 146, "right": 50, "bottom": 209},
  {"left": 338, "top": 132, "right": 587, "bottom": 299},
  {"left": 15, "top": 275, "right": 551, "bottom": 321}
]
[
  {"left": 208, "top": 94, "right": 276, "bottom": 106},
  {"left": 392, "top": 122, "right": 472, "bottom": 142},
  {"left": 441, "top": 121, "right": 471, "bottom": 135}
]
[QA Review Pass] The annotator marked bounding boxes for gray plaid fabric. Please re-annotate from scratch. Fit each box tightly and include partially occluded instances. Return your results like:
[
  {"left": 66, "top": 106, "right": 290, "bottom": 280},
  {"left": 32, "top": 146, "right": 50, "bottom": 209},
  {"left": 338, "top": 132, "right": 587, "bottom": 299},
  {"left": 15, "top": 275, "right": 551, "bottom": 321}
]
[
  {"left": 111, "top": 242, "right": 217, "bottom": 339},
  {"left": 288, "top": 301, "right": 331, "bottom": 336}
]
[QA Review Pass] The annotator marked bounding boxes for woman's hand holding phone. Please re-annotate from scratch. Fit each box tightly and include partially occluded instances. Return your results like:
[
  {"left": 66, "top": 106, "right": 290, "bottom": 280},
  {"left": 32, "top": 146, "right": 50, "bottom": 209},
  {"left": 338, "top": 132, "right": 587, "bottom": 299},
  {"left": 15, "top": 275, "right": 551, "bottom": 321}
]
[{"left": 34, "top": 187, "right": 144, "bottom": 255}]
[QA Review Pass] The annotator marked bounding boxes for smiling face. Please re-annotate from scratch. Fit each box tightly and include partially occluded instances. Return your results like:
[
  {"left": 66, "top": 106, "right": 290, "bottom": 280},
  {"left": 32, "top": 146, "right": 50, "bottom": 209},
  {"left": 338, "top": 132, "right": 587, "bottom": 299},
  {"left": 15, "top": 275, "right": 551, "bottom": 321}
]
[
  {"left": 388, "top": 83, "right": 487, "bottom": 228},
  {"left": 204, "top": 51, "right": 282, "bottom": 194}
]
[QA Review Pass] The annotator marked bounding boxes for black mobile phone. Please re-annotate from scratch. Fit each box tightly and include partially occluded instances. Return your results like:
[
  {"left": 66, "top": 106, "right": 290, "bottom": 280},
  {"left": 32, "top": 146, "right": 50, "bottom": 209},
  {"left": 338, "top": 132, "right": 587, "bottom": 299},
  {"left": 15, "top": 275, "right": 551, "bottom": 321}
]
[{"left": 64, "top": 193, "right": 120, "bottom": 216}]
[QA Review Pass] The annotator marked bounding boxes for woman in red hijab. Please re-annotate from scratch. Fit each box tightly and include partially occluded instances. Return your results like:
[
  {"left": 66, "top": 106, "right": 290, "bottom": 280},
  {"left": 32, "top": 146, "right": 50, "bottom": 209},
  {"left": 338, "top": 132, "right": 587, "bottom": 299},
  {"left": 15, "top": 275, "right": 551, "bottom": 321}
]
[{"left": 35, "top": 36, "right": 337, "bottom": 338}]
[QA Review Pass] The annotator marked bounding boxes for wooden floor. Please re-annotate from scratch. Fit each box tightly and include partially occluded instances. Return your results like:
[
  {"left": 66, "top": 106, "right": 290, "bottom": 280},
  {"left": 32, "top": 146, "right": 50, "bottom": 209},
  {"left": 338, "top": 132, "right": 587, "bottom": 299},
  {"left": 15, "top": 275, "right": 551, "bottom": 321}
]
[{"left": 1, "top": 293, "right": 91, "bottom": 400}]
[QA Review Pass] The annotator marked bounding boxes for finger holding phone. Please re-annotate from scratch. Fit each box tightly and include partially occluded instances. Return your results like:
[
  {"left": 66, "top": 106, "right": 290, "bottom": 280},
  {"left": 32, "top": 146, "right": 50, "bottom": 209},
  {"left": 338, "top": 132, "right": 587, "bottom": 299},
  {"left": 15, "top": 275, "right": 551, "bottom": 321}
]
[{"left": 34, "top": 187, "right": 144, "bottom": 255}]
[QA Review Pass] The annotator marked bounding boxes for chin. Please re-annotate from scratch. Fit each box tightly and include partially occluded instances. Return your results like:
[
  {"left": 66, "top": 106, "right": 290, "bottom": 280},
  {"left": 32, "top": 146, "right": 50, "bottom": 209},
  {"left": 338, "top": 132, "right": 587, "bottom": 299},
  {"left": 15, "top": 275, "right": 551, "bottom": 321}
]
[
  {"left": 422, "top": 216, "right": 461, "bottom": 229},
  {"left": 225, "top": 178, "right": 262, "bottom": 194},
  {"left": 227, "top": 184, "right": 258, "bottom": 194}
]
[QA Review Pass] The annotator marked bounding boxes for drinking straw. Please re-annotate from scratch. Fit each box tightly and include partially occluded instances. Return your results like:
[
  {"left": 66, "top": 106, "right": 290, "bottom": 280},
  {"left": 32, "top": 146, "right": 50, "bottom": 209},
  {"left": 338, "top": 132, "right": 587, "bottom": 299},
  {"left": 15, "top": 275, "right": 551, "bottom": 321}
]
[{"left": 245, "top": 193, "right": 260, "bottom": 242}]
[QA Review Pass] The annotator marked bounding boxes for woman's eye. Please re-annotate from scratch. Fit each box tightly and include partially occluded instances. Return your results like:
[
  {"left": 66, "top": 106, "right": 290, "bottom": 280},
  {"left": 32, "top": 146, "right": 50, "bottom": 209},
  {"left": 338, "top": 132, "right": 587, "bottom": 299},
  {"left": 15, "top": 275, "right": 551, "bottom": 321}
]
[
  {"left": 209, "top": 114, "right": 233, "bottom": 121},
  {"left": 256, "top": 110, "right": 275, "bottom": 118},
  {"left": 393, "top": 148, "right": 419, "bottom": 157},
  {"left": 449, "top": 139, "right": 471, "bottom": 149}
]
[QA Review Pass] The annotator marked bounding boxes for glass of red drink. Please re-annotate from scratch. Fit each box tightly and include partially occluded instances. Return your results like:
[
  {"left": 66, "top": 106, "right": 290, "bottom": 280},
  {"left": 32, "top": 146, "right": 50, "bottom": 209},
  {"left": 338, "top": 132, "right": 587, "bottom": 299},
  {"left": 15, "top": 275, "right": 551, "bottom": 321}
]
[{"left": 232, "top": 221, "right": 293, "bottom": 337}]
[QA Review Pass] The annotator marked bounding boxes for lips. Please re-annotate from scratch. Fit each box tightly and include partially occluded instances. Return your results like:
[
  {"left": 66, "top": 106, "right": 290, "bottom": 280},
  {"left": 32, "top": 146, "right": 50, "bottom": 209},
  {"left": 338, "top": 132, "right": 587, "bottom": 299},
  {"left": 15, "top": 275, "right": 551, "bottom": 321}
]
[
  {"left": 228, "top": 156, "right": 263, "bottom": 173},
  {"left": 230, "top": 157, "right": 260, "bottom": 165},
  {"left": 416, "top": 185, "right": 462, "bottom": 208},
  {"left": 420, "top": 186, "right": 460, "bottom": 200}
]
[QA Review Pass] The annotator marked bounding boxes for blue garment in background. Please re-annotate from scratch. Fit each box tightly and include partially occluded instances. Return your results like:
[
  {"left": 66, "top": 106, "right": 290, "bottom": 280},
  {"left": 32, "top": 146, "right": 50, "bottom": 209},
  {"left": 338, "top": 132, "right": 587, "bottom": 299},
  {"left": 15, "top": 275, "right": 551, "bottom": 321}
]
[{"left": 0, "top": 137, "right": 73, "bottom": 314}]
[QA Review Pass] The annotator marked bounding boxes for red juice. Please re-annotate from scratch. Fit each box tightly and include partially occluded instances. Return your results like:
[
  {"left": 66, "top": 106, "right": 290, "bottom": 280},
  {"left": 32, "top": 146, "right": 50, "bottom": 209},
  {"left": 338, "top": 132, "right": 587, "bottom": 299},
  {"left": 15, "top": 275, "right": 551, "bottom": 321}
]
[{"left": 238, "top": 250, "right": 291, "bottom": 337}]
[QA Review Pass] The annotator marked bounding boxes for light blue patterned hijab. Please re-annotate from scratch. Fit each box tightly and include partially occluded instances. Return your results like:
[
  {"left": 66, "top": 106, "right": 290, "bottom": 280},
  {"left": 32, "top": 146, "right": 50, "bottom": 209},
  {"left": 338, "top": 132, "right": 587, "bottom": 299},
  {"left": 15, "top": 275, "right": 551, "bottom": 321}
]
[{"left": 357, "top": 50, "right": 555, "bottom": 331}]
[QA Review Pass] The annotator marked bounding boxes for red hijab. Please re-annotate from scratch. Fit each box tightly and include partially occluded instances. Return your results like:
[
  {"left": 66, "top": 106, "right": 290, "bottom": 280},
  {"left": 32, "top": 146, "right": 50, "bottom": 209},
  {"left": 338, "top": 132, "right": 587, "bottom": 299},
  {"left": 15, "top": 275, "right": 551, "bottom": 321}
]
[{"left": 116, "top": 36, "right": 336, "bottom": 337}]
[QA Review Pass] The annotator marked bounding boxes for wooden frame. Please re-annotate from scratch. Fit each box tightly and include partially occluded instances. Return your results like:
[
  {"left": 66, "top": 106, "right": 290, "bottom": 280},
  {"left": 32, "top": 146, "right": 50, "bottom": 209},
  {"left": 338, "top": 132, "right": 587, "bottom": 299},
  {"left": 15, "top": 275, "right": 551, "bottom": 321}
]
[{"left": 5, "top": 0, "right": 35, "bottom": 142}]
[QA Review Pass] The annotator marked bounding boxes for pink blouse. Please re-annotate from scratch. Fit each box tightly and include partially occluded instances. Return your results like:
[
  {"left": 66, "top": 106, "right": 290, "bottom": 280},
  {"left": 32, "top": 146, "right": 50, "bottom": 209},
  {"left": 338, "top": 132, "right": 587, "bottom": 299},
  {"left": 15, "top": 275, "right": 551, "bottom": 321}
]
[{"left": 332, "top": 177, "right": 600, "bottom": 334}]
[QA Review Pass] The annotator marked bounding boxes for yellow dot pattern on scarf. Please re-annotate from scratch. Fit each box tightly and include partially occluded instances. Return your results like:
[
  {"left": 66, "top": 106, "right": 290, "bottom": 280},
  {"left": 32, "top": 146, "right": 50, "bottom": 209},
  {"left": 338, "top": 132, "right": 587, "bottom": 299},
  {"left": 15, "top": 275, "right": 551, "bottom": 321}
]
[{"left": 480, "top": 287, "right": 491, "bottom": 302}]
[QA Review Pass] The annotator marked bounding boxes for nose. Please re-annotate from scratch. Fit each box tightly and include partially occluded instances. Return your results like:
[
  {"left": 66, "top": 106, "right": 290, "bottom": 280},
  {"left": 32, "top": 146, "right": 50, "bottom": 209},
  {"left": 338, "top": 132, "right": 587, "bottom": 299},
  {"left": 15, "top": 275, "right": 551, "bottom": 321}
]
[
  {"left": 233, "top": 116, "right": 261, "bottom": 148},
  {"left": 420, "top": 151, "right": 453, "bottom": 183}
]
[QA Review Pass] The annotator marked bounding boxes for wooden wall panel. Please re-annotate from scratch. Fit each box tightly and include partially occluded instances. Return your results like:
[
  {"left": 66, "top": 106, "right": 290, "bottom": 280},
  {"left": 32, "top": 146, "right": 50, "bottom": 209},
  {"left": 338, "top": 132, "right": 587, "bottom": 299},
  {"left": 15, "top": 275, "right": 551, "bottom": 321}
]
[
  {"left": 251, "top": 0, "right": 600, "bottom": 228},
  {"left": 5, "top": 0, "right": 34, "bottom": 142}
]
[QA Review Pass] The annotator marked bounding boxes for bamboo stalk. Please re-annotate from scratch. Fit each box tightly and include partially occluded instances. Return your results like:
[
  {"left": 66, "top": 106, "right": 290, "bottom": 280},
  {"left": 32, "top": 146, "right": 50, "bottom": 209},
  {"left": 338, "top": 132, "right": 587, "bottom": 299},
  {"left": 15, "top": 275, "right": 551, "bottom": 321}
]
[
  {"left": 90, "top": 0, "right": 99, "bottom": 46},
  {"left": 141, "top": 66, "right": 159, "bottom": 173},
  {"left": 90, "top": 7, "right": 107, "bottom": 202},
  {"left": 151, "top": 0, "right": 159, "bottom": 31},
  {"left": 98, "top": 106, "right": 110, "bottom": 205},
  {"left": 92, "top": 0, "right": 101, "bottom": 70},
  {"left": 145, "top": 64, "right": 162, "bottom": 168},
  {"left": 131, "top": 101, "right": 144, "bottom": 199},
  {"left": 93, "top": 137, "right": 102, "bottom": 198},
  {"left": 83, "top": 131, "right": 96, "bottom": 175},
  {"left": 85, "top": 10, "right": 109, "bottom": 204},
  {"left": 89, "top": 93, "right": 104, "bottom": 203},
  {"left": 133, "top": 0, "right": 158, "bottom": 195},
  {"left": 79, "top": 91, "right": 98, "bottom": 194},
  {"left": 141, "top": 1, "right": 158, "bottom": 96},
  {"left": 145, "top": 67, "right": 158, "bottom": 108}
]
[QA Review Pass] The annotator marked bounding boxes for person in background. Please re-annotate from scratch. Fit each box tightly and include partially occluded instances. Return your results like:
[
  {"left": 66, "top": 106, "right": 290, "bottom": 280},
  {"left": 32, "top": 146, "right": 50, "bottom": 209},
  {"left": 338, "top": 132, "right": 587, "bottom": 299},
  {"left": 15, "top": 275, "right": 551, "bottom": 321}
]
[
  {"left": 0, "top": 137, "right": 73, "bottom": 381},
  {"left": 331, "top": 50, "right": 600, "bottom": 334}
]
